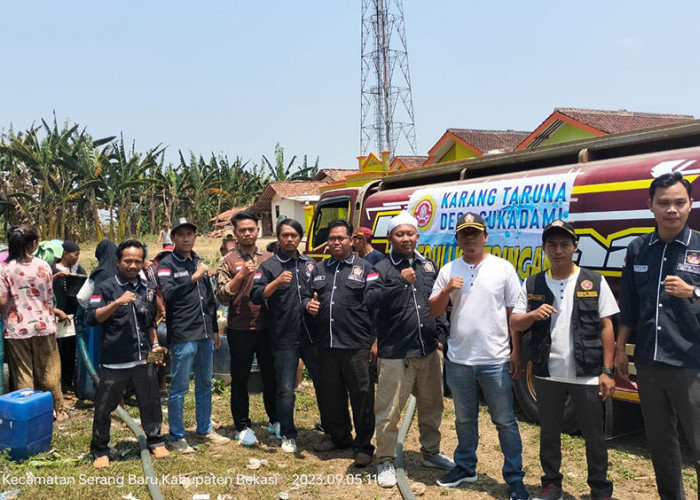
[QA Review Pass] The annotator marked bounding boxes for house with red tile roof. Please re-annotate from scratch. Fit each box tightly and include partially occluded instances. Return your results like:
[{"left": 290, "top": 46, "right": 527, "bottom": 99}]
[
  {"left": 516, "top": 108, "right": 695, "bottom": 150},
  {"left": 313, "top": 169, "right": 358, "bottom": 182},
  {"left": 426, "top": 129, "right": 530, "bottom": 164},
  {"left": 248, "top": 181, "right": 328, "bottom": 236},
  {"left": 390, "top": 155, "right": 429, "bottom": 170}
]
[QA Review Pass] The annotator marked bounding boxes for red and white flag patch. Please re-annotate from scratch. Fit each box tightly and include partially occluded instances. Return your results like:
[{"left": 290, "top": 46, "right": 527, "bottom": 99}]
[
  {"left": 157, "top": 269, "right": 171, "bottom": 277},
  {"left": 253, "top": 272, "right": 262, "bottom": 280},
  {"left": 366, "top": 272, "right": 379, "bottom": 282},
  {"left": 90, "top": 295, "right": 102, "bottom": 303}
]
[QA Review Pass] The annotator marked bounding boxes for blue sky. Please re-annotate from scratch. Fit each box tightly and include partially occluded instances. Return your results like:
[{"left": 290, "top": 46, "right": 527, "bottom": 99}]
[{"left": 1, "top": 1, "right": 699, "bottom": 170}]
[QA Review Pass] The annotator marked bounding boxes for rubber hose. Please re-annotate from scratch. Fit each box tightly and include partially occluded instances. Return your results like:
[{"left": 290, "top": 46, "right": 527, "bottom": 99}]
[
  {"left": 395, "top": 394, "right": 417, "bottom": 500},
  {"left": 75, "top": 309, "right": 164, "bottom": 500}
]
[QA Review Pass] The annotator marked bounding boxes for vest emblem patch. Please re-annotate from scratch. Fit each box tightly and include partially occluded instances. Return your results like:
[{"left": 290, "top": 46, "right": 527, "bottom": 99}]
[
  {"left": 580, "top": 280, "right": 593, "bottom": 290},
  {"left": 527, "top": 294, "right": 546, "bottom": 301},
  {"left": 686, "top": 250, "right": 700, "bottom": 265},
  {"left": 577, "top": 291, "right": 598, "bottom": 298}
]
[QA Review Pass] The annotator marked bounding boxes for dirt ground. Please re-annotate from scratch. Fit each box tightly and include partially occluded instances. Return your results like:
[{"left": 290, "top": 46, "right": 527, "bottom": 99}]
[
  {"left": 8, "top": 379, "right": 696, "bottom": 500},
  {"left": 14, "top": 235, "right": 687, "bottom": 499}
]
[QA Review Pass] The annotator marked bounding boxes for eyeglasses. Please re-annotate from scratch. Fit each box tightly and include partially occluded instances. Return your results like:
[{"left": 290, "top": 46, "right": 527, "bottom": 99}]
[{"left": 328, "top": 236, "right": 348, "bottom": 243}]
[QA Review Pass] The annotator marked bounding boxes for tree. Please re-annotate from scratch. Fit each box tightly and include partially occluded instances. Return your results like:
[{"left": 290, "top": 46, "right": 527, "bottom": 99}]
[{"left": 262, "top": 143, "right": 320, "bottom": 182}]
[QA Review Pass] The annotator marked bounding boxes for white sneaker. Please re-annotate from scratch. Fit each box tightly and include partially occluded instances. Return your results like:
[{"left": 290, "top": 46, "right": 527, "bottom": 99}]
[
  {"left": 377, "top": 461, "right": 397, "bottom": 488},
  {"left": 201, "top": 430, "right": 230, "bottom": 444},
  {"left": 422, "top": 451, "right": 456, "bottom": 470},
  {"left": 235, "top": 427, "right": 258, "bottom": 446},
  {"left": 268, "top": 421, "right": 282, "bottom": 439},
  {"left": 281, "top": 437, "right": 297, "bottom": 453}
]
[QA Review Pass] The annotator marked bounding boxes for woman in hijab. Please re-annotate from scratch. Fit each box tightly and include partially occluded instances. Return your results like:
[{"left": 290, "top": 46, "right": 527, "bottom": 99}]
[{"left": 76, "top": 240, "right": 119, "bottom": 308}]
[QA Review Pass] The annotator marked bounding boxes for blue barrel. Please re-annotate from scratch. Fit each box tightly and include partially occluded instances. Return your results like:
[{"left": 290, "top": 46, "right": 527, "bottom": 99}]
[
  {"left": 75, "top": 320, "right": 102, "bottom": 401},
  {"left": 0, "top": 389, "right": 53, "bottom": 460}
]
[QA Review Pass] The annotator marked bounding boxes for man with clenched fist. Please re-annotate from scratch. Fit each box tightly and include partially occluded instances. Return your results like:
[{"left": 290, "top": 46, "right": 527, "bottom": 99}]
[
  {"left": 511, "top": 220, "right": 617, "bottom": 500},
  {"left": 303, "top": 219, "right": 375, "bottom": 468},
  {"left": 429, "top": 212, "right": 528, "bottom": 500},
  {"left": 365, "top": 211, "right": 453, "bottom": 488},
  {"left": 251, "top": 218, "right": 323, "bottom": 454},
  {"left": 215, "top": 211, "right": 277, "bottom": 447}
]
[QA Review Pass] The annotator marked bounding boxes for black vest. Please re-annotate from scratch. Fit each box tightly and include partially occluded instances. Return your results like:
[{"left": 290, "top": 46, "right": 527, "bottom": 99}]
[{"left": 525, "top": 268, "right": 603, "bottom": 378}]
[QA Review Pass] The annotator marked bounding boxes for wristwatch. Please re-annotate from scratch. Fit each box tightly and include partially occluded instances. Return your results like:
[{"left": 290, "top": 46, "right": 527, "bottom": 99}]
[
  {"left": 693, "top": 286, "right": 700, "bottom": 300},
  {"left": 601, "top": 366, "right": 615, "bottom": 376}
]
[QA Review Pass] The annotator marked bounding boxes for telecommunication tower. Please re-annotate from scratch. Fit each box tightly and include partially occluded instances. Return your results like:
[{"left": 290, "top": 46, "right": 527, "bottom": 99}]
[{"left": 360, "top": 0, "right": 417, "bottom": 156}]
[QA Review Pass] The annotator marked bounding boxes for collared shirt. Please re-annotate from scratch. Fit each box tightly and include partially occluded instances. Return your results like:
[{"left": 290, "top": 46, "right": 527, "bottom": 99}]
[
  {"left": 620, "top": 225, "right": 700, "bottom": 369},
  {"left": 303, "top": 254, "right": 373, "bottom": 350},
  {"left": 157, "top": 250, "right": 217, "bottom": 344},
  {"left": 251, "top": 250, "right": 315, "bottom": 350},
  {"left": 215, "top": 245, "right": 272, "bottom": 331},
  {"left": 430, "top": 254, "right": 521, "bottom": 365},
  {"left": 366, "top": 251, "right": 447, "bottom": 359},
  {"left": 86, "top": 274, "right": 156, "bottom": 365}
]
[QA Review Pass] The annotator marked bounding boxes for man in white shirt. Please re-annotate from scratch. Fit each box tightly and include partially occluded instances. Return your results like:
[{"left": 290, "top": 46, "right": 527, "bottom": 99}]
[
  {"left": 429, "top": 212, "right": 528, "bottom": 500},
  {"left": 510, "top": 220, "right": 616, "bottom": 500}
]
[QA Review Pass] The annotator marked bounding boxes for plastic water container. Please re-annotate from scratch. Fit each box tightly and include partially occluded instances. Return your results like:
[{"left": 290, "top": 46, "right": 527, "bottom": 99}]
[
  {"left": 0, "top": 389, "right": 53, "bottom": 460},
  {"left": 76, "top": 322, "right": 103, "bottom": 401}
]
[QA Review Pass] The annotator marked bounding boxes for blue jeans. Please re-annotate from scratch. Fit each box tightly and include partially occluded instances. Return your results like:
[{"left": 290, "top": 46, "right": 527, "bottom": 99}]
[
  {"left": 168, "top": 338, "right": 214, "bottom": 440},
  {"left": 446, "top": 359, "right": 525, "bottom": 485},
  {"left": 273, "top": 349, "right": 299, "bottom": 439}
]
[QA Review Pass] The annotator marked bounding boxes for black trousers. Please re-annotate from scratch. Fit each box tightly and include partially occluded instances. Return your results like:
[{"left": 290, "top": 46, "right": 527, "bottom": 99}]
[
  {"left": 535, "top": 378, "right": 612, "bottom": 498},
  {"left": 637, "top": 364, "right": 700, "bottom": 500},
  {"left": 91, "top": 363, "right": 164, "bottom": 458},
  {"left": 318, "top": 347, "right": 375, "bottom": 455},
  {"left": 227, "top": 329, "right": 277, "bottom": 431},
  {"left": 57, "top": 336, "right": 76, "bottom": 388}
]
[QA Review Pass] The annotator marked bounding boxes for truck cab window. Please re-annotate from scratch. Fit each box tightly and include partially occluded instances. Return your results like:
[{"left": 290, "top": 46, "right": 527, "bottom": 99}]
[{"left": 311, "top": 197, "right": 350, "bottom": 248}]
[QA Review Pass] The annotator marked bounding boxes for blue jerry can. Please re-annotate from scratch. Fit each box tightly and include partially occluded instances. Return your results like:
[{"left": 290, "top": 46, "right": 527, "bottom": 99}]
[{"left": 0, "top": 389, "right": 53, "bottom": 460}]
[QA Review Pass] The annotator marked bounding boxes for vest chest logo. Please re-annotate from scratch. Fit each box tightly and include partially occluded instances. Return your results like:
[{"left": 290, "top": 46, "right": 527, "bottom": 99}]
[
  {"left": 423, "top": 261, "right": 435, "bottom": 273},
  {"left": 685, "top": 250, "right": 700, "bottom": 265},
  {"left": 527, "top": 294, "right": 546, "bottom": 301},
  {"left": 147, "top": 289, "right": 155, "bottom": 302},
  {"left": 306, "top": 262, "right": 315, "bottom": 274},
  {"left": 580, "top": 280, "right": 593, "bottom": 290},
  {"left": 313, "top": 275, "right": 325, "bottom": 282},
  {"left": 633, "top": 265, "right": 648, "bottom": 272},
  {"left": 348, "top": 266, "right": 365, "bottom": 282},
  {"left": 173, "top": 271, "right": 189, "bottom": 278},
  {"left": 577, "top": 291, "right": 598, "bottom": 298}
]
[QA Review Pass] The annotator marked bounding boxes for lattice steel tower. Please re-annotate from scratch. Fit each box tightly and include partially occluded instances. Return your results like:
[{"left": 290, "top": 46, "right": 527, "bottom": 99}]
[{"left": 360, "top": 0, "right": 417, "bottom": 156}]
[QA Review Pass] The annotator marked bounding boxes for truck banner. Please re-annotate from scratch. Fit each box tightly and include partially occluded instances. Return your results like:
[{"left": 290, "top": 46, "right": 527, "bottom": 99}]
[{"left": 407, "top": 173, "right": 578, "bottom": 277}]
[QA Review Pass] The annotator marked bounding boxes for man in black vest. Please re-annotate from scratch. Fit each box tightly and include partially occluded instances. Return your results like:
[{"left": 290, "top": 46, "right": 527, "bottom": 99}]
[{"left": 510, "top": 220, "right": 616, "bottom": 500}]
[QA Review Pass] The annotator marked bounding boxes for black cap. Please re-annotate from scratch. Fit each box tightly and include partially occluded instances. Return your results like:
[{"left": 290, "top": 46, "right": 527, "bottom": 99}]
[
  {"left": 171, "top": 217, "right": 197, "bottom": 235},
  {"left": 62, "top": 240, "right": 80, "bottom": 253},
  {"left": 542, "top": 220, "right": 577, "bottom": 244},
  {"left": 455, "top": 212, "right": 486, "bottom": 233}
]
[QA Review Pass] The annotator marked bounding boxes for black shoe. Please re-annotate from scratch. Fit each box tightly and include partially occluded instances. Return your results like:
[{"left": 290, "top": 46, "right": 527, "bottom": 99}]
[{"left": 436, "top": 466, "right": 478, "bottom": 487}]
